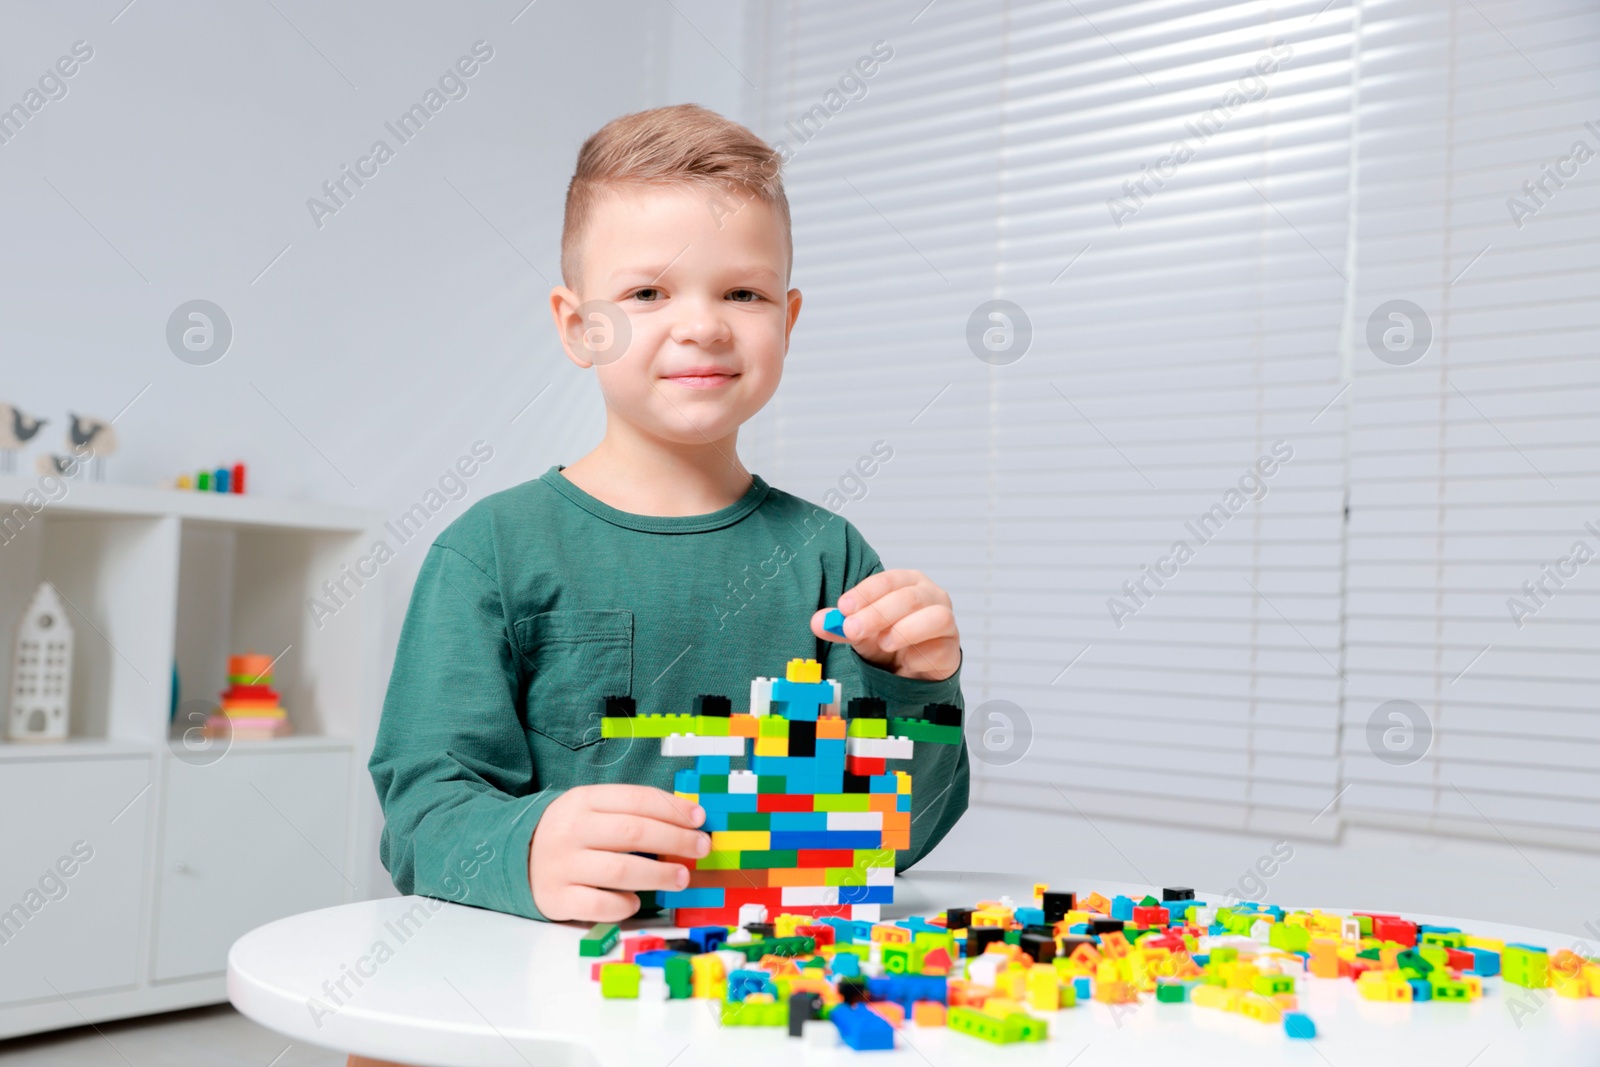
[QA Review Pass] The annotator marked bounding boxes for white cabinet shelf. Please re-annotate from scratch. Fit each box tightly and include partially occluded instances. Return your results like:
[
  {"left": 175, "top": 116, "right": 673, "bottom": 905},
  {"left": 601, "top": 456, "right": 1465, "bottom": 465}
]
[{"left": 0, "top": 475, "right": 381, "bottom": 1039}]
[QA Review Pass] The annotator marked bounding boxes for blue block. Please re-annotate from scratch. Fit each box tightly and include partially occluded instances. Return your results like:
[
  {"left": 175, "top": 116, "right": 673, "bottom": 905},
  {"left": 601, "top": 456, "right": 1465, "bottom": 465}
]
[
  {"left": 824, "top": 608, "right": 846, "bottom": 637},
  {"left": 1112, "top": 895, "right": 1134, "bottom": 921},
  {"left": 839, "top": 885, "right": 894, "bottom": 904},
  {"left": 832, "top": 1003, "right": 894, "bottom": 1051},
  {"left": 771, "top": 678, "right": 835, "bottom": 702},
  {"left": 688, "top": 926, "right": 728, "bottom": 952},
  {"left": 1408, "top": 978, "right": 1432, "bottom": 1002},
  {"left": 1069, "top": 923, "right": 1090, "bottom": 935},
  {"left": 883, "top": 975, "right": 947, "bottom": 1007},
  {"left": 896, "top": 794, "right": 911, "bottom": 812},
  {"left": 659, "top": 887, "right": 724, "bottom": 909},
  {"left": 1283, "top": 1011, "right": 1316, "bottom": 1039},
  {"left": 1470, "top": 949, "right": 1500, "bottom": 977},
  {"left": 813, "top": 772, "right": 843, "bottom": 794},
  {"left": 785, "top": 776, "right": 816, "bottom": 795},
  {"left": 729, "top": 969, "right": 778, "bottom": 1002},
  {"left": 1192, "top": 954, "right": 1210, "bottom": 967},
  {"left": 1507, "top": 942, "right": 1547, "bottom": 952},
  {"left": 869, "top": 775, "right": 897, "bottom": 793},
  {"left": 702, "top": 810, "right": 731, "bottom": 831},
  {"left": 1074, "top": 977, "right": 1091, "bottom": 999},
  {"left": 634, "top": 950, "right": 673, "bottom": 968},
  {"left": 829, "top": 952, "right": 861, "bottom": 977},
  {"left": 771, "top": 812, "right": 829, "bottom": 831},
  {"left": 1417, "top": 924, "right": 1461, "bottom": 934},
  {"left": 674, "top": 769, "right": 698, "bottom": 793},
  {"left": 697, "top": 793, "right": 758, "bottom": 813},
  {"left": 770, "top": 830, "right": 882, "bottom": 851},
  {"left": 1014, "top": 907, "right": 1044, "bottom": 927},
  {"left": 816, "top": 739, "right": 846, "bottom": 759},
  {"left": 695, "top": 755, "right": 730, "bottom": 774}
]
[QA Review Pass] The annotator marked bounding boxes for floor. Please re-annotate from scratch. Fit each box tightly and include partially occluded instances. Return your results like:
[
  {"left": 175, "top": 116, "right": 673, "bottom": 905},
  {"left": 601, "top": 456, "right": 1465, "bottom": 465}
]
[{"left": 0, "top": 1004, "right": 346, "bottom": 1067}]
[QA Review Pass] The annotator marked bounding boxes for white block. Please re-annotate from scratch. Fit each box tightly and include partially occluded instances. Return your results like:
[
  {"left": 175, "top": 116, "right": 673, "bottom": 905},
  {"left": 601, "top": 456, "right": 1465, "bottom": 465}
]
[
  {"left": 749, "top": 677, "right": 772, "bottom": 716},
  {"left": 825, "top": 811, "right": 884, "bottom": 831},
  {"left": 848, "top": 904, "right": 880, "bottom": 923},
  {"left": 965, "top": 953, "right": 1006, "bottom": 986},
  {"left": 660, "top": 734, "right": 746, "bottom": 757},
  {"left": 781, "top": 886, "right": 840, "bottom": 907},
  {"left": 728, "top": 770, "right": 758, "bottom": 794},
  {"left": 1249, "top": 919, "right": 1272, "bottom": 942},
  {"left": 802, "top": 1019, "right": 839, "bottom": 1047},
  {"left": 738, "top": 903, "right": 768, "bottom": 927},
  {"left": 822, "top": 679, "right": 842, "bottom": 717},
  {"left": 857, "top": 959, "right": 885, "bottom": 978},
  {"left": 1340, "top": 917, "right": 1361, "bottom": 942},
  {"left": 865, "top": 866, "right": 895, "bottom": 886},
  {"left": 845, "top": 736, "right": 914, "bottom": 760},
  {"left": 724, "top": 930, "right": 753, "bottom": 946},
  {"left": 1194, "top": 906, "right": 1216, "bottom": 928},
  {"left": 714, "top": 949, "right": 748, "bottom": 974}
]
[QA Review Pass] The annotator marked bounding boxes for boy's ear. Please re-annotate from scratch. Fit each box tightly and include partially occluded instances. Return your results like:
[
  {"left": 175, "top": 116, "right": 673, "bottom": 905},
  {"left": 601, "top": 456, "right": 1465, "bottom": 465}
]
[
  {"left": 784, "top": 288, "right": 803, "bottom": 349},
  {"left": 550, "top": 285, "right": 595, "bottom": 369}
]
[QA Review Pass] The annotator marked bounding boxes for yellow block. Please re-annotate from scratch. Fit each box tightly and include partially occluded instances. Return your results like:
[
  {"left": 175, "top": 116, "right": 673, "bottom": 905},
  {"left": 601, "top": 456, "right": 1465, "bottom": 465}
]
[
  {"left": 675, "top": 792, "right": 698, "bottom": 804},
  {"left": 980, "top": 996, "right": 1024, "bottom": 1019},
  {"left": 786, "top": 658, "right": 822, "bottom": 683},
  {"left": 895, "top": 771, "right": 912, "bottom": 794},
  {"left": 1026, "top": 965, "right": 1060, "bottom": 1011},
  {"left": 1192, "top": 985, "right": 1241, "bottom": 1011},
  {"left": 1239, "top": 992, "right": 1283, "bottom": 1023},
  {"left": 753, "top": 737, "right": 788, "bottom": 757},
  {"left": 710, "top": 830, "right": 769, "bottom": 851},
  {"left": 1032, "top": 882, "right": 1049, "bottom": 902}
]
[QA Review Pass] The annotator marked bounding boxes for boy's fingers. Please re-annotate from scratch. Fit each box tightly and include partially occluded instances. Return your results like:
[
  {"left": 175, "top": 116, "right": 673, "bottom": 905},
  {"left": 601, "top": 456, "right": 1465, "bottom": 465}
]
[
  {"left": 581, "top": 784, "right": 705, "bottom": 827},
  {"left": 584, "top": 812, "right": 711, "bottom": 860},
  {"left": 838, "top": 570, "right": 923, "bottom": 615},
  {"left": 573, "top": 850, "right": 692, "bottom": 894},
  {"left": 843, "top": 586, "right": 940, "bottom": 642},
  {"left": 554, "top": 884, "right": 642, "bottom": 924},
  {"left": 873, "top": 604, "right": 956, "bottom": 652}
]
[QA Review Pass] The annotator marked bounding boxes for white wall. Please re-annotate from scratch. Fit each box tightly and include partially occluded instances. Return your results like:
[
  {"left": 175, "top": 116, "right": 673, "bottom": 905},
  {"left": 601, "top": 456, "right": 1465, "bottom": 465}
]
[{"left": 5, "top": 0, "right": 1596, "bottom": 942}]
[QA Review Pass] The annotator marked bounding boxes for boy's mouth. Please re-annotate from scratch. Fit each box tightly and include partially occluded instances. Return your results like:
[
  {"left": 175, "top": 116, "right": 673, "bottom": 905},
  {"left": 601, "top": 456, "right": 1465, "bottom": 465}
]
[{"left": 662, "top": 367, "right": 740, "bottom": 389}]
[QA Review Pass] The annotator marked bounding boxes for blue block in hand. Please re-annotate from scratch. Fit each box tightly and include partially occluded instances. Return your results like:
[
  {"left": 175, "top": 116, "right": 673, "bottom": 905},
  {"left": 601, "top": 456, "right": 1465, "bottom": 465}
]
[{"left": 824, "top": 608, "right": 847, "bottom": 637}]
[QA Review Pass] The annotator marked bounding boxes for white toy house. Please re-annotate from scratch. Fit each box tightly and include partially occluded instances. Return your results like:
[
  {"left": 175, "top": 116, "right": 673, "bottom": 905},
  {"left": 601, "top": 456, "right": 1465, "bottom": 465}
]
[{"left": 8, "top": 582, "right": 73, "bottom": 741}]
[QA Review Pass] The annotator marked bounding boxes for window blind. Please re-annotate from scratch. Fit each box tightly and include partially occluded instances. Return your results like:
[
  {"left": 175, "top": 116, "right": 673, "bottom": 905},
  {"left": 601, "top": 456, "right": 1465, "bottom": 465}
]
[
  {"left": 1339, "top": 0, "right": 1600, "bottom": 850},
  {"left": 746, "top": 0, "right": 1358, "bottom": 840}
]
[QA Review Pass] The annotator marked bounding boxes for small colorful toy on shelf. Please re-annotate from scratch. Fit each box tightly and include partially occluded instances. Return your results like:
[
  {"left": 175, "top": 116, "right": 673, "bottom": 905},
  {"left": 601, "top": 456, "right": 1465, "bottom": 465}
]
[
  {"left": 581, "top": 875, "right": 1592, "bottom": 1050},
  {"left": 204, "top": 652, "right": 290, "bottom": 740},
  {"left": 171, "top": 462, "right": 247, "bottom": 494}
]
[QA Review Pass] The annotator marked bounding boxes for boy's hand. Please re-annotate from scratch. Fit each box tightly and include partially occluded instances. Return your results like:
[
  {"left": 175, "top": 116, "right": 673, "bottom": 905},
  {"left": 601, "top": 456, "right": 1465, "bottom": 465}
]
[
  {"left": 810, "top": 569, "right": 960, "bottom": 682},
  {"left": 529, "top": 784, "right": 710, "bottom": 922}
]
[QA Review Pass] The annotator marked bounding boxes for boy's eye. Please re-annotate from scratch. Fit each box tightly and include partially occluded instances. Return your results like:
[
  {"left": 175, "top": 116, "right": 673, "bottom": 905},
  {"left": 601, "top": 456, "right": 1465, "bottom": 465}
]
[
  {"left": 631, "top": 288, "right": 661, "bottom": 302},
  {"left": 727, "top": 289, "right": 762, "bottom": 303}
]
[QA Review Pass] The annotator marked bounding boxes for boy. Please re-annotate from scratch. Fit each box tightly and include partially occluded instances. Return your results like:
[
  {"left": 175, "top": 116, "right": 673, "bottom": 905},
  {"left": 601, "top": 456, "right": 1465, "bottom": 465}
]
[{"left": 368, "top": 103, "right": 969, "bottom": 930}]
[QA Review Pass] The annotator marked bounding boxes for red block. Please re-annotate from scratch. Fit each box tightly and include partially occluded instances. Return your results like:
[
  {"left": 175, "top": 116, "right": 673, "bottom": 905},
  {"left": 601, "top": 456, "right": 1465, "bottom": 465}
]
[
  {"left": 672, "top": 901, "right": 856, "bottom": 927},
  {"left": 1132, "top": 906, "right": 1169, "bottom": 927},
  {"left": 1371, "top": 917, "right": 1417, "bottom": 947},
  {"left": 797, "top": 923, "right": 835, "bottom": 947},
  {"left": 758, "top": 793, "right": 815, "bottom": 812},
  {"left": 796, "top": 849, "right": 855, "bottom": 868},
  {"left": 623, "top": 935, "right": 666, "bottom": 962},
  {"left": 1446, "top": 948, "right": 1474, "bottom": 971},
  {"left": 846, "top": 756, "right": 886, "bottom": 776}
]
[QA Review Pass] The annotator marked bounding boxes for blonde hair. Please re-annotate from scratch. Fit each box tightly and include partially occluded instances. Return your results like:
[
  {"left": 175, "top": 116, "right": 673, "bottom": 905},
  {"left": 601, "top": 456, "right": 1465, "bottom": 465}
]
[{"left": 561, "top": 104, "right": 791, "bottom": 291}]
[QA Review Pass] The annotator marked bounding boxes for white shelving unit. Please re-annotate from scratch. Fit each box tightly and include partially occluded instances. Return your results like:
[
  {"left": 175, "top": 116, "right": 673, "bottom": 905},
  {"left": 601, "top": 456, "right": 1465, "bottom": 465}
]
[{"left": 0, "top": 475, "right": 383, "bottom": 1039}]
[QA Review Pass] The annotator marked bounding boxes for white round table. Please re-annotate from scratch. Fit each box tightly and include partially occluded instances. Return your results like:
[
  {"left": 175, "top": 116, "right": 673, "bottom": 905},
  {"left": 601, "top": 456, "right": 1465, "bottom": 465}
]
[{"left": 228, "top": 870, "right": 1600, "bottom": 1066}]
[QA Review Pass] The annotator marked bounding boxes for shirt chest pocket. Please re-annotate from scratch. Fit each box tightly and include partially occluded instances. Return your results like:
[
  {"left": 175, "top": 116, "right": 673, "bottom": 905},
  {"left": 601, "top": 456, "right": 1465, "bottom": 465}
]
[{"left": 512, "top": 609, "right": 633, "bottom": 750}]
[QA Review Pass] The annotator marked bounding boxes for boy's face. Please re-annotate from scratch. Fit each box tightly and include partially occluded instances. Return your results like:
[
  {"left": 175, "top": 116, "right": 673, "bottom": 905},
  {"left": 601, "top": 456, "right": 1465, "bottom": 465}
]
[{"left": 552, "top": 185, "right": 801, "bottom": 447}]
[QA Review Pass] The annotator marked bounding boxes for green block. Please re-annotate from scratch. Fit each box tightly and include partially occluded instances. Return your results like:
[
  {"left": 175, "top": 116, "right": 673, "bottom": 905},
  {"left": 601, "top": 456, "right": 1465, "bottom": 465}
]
[
  {"left": 721, "top": 998, "right": 788, "bottom": 1026},
  {"left": 1396, "top": 950, "right": 1434, "bottom": 977},
  {"left": 1418, "top": 946, "right": 1450, "bottom": 969},
  {"left": 853, "top": 848, "right": 895, "bottom": 868},
  {"left": 757, "top": 775, "right": 786, "bottom": 793},
  {"left": 664, "top": 953, "right": 692, "bottom": 998},
  {"left": 727, "top": 812, "right": 772, "bottom": 831},
  {"left": 1209, "top": 947, "right": 1238, "bottom": 965},
  {"left": 832, "top": 943, "right": 870, "bottom": 961},
  {"left": 847, "top": 718, "right": 888, "bottom": 738},
  {"left": 698, "top": 775, "right": 728, "bottom": 794},
  {"left": 759, "top": 716, "right": 789, "bottom": 738},
  {"left": 727, "top": 936, "right": 814, "bottom": 960},
  {"left": 1156, "top": 981, "right": 1189, "bottom": 1003},
  {"left": 696, "top": 850, "right": 742, "bottom": 870},
  {"left": 898, "top": 720, "right": 963, "bottom": 745},
  {"left": 1004, "top": 929, "right": 1021, "bottom": 945},
  {"left": 1421, "top": 931, "right": 1467, "bottom": 949},
  {"left": 600, "top": 718, "right": 633, "bottom": 738},
  {"left": 914, "top": 931, "right": 955, "bottom": 957},
  {"left": 1356, "top": 915, "right": 1373, "bottom": 936},
  {"left": 1253, "top": 974, "right": 1295, "bottom": 996},
  {"left": 816, "top": 794, "right": 870, "bottom": 812},
  {"left": 1269, "top": 924, "right": 1310, "bottom": 952},
  {"left": 694, "top": 716, "right": 731, "bottom": 736},
  {"left": 825, "top": 867, "right": 868, "bottom": 887},
  {"left": 627, "top": 714, "right": 695, "bottom": 738},
  {"left": 600, "top": 962, "right": 640, "bottom": 998},
  {"left": 738, "top": 850, "right": 798, "bottom": 869},
  {"left": 947, "top": 1007, "right": 1047, "bottom": 1044},
  {"left": 579, "top": 922, "right": 619, "bottom": 957},
  {"left": 1139, "top": 895, "right": 1160, "bottom": 907}
]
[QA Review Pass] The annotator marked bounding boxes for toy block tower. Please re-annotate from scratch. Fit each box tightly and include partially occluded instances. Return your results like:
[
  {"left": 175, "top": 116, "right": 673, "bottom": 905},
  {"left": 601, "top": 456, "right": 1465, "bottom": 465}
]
[{"left": 599, "top": 658, "right": 963, "bottom": 928}]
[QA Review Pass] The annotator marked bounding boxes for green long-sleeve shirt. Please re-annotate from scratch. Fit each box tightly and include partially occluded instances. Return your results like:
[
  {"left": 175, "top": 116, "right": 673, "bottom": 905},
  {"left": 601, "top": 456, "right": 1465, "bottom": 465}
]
[{"left": 369, "top": 466, "right": 969, "bottom": 921}]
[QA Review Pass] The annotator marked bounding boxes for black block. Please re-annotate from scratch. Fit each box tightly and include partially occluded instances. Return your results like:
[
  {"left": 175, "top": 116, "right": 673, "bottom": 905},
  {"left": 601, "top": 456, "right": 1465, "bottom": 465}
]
[
  {"left": 923, "top": 702, "right": 962, "bottom": 727},
  {"left": 846, "top": 696, "right": 887, "bottom": 720},
  {"left": 1162, "top": 886, "right": 1195, "bottom": 901},
  {"left": 789, "top": 719, "right": 816, "bottom": 758},
  {"left": 944, "top": 907, "right": 973, "bottom": 931},
  {"left": 843, "top": 773, "right": 872, "bottom": 794},
  {"left": 663, "top": 938, "right": 698, "bottom": 953},
  {"left": 789, "top": 991, "right": 823, "bottom": 1037},
  {"left": 1019, "top": 931, "right": 1056, "bottom": 963},
  {"left": 965, "top": 926, "right": 1004, "bottom": 957},
  {"left": 694, "top": 694, "right": 732, "bottom": 717},
  {"left": 602, "top": 695, "right": 635, "bottom": 717},
  {"left": 837, "top": 977, "right": 868, "bottom": 1004},
  {"left": 745, "top": 922, "right": 774, "bottom": 939},
  {"left": 1089, "top": 918, "right": 1125, "bottom": 935},
  {"left": 1042, "top": 891, "right": 1076, "bottom": 922}
]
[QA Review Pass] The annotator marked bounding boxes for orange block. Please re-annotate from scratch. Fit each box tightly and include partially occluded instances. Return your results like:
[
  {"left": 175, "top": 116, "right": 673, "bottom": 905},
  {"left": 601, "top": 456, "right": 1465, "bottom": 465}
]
[
  {"left": 683, "top": 867, "right": 774, "bottom": 888},
  {"left": 729, "top": 715, "right": 759, "bottom": 737},
  {"left": 1083, "top": 892, "right": 1112, "bottom": 915},
  {"left": 768, "top": 867, "right": 828, "bottom": 887},
  {"left": 882, "top": 830, "right": 911, "bottom": 850},
  {"left": 817, "top": 716, "right": 846, "bottom": 739},
  {"left": 868, "top": 794, "right": 899, "bottom": 813},
  {"left": 882, "top": 811, "right": 910, "bottom": 830},
  {"left": 912, "top": 1001, "right": 946, "bottom": 1027},
  {"left": 867, "top": 1002, "right": 905, "bottom": 1027}
]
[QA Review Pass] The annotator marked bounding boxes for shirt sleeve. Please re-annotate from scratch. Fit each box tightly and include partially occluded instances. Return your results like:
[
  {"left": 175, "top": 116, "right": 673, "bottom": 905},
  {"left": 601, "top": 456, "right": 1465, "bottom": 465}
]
[
  {"left": 820, "top": 522, "right": 971, "bottom": 873},
  {"left": 368, "top": 543, "right": 563, "bottom": 921}
]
